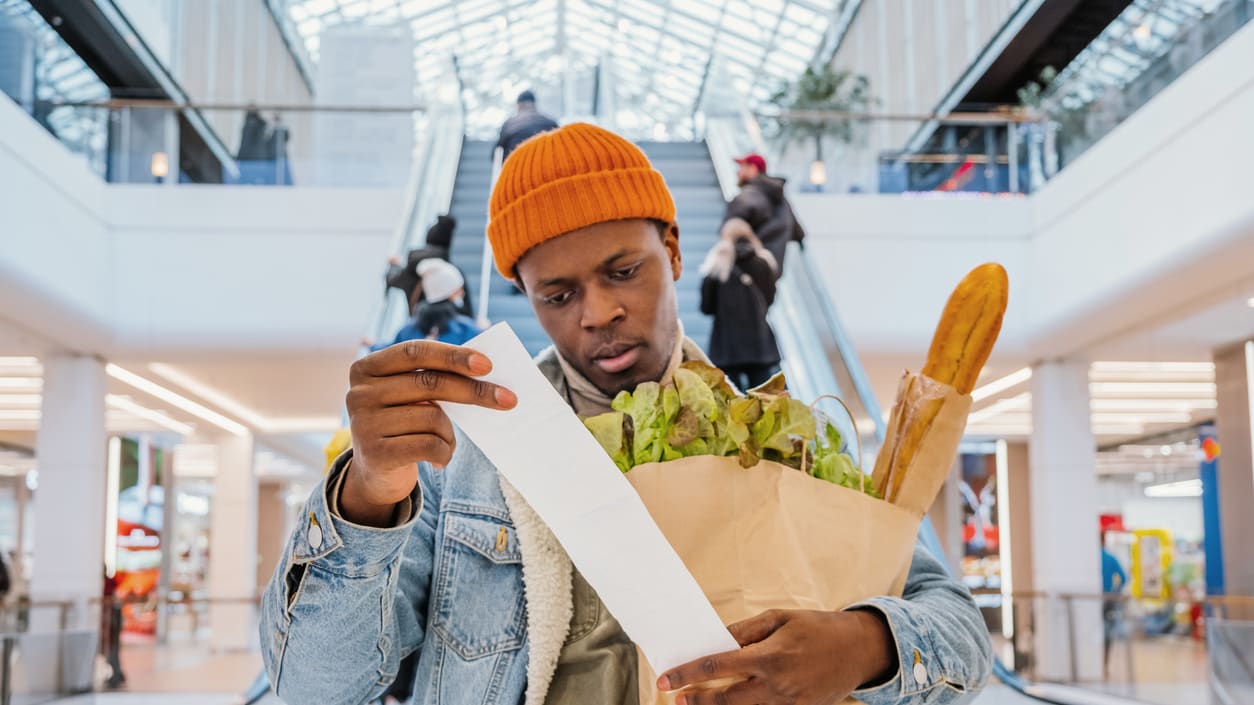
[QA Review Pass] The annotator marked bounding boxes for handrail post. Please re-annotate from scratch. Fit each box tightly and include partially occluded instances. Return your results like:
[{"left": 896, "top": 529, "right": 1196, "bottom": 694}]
[
  {"left": 0, "top": 635, "right": 11, "bottom": 705},
  {"left": 1007, "top": 122, "right": 1019, "bottom": 194},
  {"left": 1064, "top": 594, "right": 1077, "bottom": 684}
]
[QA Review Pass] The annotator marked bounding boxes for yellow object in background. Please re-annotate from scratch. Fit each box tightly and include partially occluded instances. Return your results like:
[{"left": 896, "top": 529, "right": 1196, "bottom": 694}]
[
  {"left": 1130, "top": 528, "right": 1173, "bottom": 599},
  {"left": 324, "top": 428, "right": 352, "bottom": 473}
]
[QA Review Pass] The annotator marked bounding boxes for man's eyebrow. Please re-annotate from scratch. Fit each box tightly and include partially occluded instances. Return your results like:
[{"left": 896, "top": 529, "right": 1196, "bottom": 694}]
[{"left": 536, "top": 249, "right": 639, "bottom": 288}]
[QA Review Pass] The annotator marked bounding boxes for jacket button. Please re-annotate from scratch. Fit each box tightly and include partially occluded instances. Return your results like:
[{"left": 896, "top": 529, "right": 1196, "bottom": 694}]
[
  {"left": 308, "top": 513, "right": 323, "bottom": 549},
  {"left": 913, "top": 660, "right": 928, "bottom": 685}
]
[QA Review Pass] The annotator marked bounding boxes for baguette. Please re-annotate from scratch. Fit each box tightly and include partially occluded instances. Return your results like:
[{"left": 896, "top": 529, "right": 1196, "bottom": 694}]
[{"left": 883, "top": 263, "right": 1008, "bottom": 501}]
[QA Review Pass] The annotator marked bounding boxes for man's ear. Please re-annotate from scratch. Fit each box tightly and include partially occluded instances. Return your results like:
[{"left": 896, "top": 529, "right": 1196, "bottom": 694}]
[{"left": 664, "top": 223, "right": 683, "bottom": 282}]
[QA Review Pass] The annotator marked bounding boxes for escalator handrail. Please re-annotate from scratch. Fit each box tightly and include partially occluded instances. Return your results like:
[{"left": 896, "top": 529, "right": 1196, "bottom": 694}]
[
  {"left": 368, "top": 107, "right": 465, "bottom": 346},
  {"left": 477, "top": 147, "right": 505, "bottom": 324},
  {"left": 700, "top": 111, "right": 1153, "bottom": 705}
]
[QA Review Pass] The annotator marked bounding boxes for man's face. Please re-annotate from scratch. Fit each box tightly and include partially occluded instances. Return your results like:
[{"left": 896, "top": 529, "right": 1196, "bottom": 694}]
[
  {"left": 737, "top": 162, "right": 760, "bottom": 186},
  {"left": 515, "top": 219, "right": 683, "bottom": 396}
]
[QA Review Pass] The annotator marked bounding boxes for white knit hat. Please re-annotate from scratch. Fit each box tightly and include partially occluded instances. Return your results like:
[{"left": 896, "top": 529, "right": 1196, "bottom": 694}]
[{"left": 417, "top": 259, "right": 464, "bottom": 303}]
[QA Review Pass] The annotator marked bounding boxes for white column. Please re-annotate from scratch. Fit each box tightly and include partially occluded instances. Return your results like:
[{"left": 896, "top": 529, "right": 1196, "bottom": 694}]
[
  {"left": 31, "top": 355, "right": 107, "bottom": 630},
  {"left": 1028, "top": 360, "right": 1103, "bottom": 682},
  {"left": 207, "top": 433, "right": 258, "bottom": 651},
  {"left": 1214, "top": 341, "right": 1254, "bottom": 600}
]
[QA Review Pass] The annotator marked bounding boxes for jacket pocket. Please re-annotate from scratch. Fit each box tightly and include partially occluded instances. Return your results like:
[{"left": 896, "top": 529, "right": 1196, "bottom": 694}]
[{"left": 431, "top": 511, "right": 527, "bottom": 660}]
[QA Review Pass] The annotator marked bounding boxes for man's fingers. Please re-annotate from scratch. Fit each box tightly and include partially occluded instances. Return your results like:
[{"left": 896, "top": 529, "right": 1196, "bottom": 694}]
[
  {"left": 659, "top": 648, "right": 756, "bottom": 691},
  {"left": 356, "top": 404, "right": 455, "bottom": 445},
  {"left": 347, "top": 370, "right": 516, "bottom": 410},
  {"left": 676, "top": 678, "right": 769, "bottom": 705},
  {"left": 727, "top": 609, "right": 790, "bottom": 647},
  {"left": 360, "top": 433, "right": 455, "bottom": 471},
  {"left": 350, "top": 340, "right": 492, "bottom": 382}
]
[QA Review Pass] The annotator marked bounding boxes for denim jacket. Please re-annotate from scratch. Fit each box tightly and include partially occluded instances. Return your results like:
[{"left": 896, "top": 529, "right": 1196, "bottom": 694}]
[{"left": 260, "top": 350, "right": 992, "bottom": 705}]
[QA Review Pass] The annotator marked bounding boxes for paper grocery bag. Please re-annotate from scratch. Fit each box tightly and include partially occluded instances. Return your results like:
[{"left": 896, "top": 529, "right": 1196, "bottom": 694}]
[{"left": 626, "top": 456, "right": 921, "bottom": 705}]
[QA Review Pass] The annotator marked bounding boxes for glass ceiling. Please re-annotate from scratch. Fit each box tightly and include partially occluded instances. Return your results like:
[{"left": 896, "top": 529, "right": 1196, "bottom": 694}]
[
  {"left": 274, "top": 0, "right": 849, "bottom": 139},
  {"left": 1045, "top": 0, "right": 1225, "bottom": 107}
]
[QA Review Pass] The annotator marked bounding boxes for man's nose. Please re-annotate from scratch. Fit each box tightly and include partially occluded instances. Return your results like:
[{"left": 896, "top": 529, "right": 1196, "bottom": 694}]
[{"left": 580, "top": 285, "right": 626, "bottom": 329}]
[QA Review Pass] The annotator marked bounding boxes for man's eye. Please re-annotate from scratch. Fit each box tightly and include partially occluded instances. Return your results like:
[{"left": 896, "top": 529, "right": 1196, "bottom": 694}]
[
  {"left": 611, "top": 264, "right": 642, "bottom": 280},
  {"left": 544, "top": 290, "right": 574, "bottom": 306}
]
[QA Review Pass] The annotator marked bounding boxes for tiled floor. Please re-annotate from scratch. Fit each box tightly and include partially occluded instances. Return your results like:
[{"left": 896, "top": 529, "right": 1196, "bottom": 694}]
[{"left": 37, "top": 639, "right": 1215, "bottom": 705}]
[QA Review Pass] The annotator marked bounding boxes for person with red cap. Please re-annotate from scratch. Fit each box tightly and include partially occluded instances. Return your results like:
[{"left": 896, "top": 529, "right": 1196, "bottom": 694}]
[{"left": 725, "top": 152, "right": 806, "bottom": 274}]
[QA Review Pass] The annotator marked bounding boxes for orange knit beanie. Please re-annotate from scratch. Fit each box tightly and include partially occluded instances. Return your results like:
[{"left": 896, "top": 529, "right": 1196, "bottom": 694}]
[{"left": 487, "top": 123, "right": 676, "bottom": 277}]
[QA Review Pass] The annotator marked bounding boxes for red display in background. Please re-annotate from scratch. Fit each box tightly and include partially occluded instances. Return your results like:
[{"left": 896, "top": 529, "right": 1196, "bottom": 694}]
[
  {"left": 1101, "top": 513, "right": 1126, "bottom": 534},
  {"left": 115, "top": 518, "right": 161, "bottom": 635}
]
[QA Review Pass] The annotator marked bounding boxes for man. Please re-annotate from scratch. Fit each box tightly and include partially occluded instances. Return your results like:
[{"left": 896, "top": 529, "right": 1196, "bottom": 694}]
[
  {"left": 260, "top": 123, "right": 991, "bottom": 705},
  {"left": 495, "top": 90, "right": 559, "bottom": 161},
  {"left": 724, "top": 153, "right": 806, "bottom": 273}
]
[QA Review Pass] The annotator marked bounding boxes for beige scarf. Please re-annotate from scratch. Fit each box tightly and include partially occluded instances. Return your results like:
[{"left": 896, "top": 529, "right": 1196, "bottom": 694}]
[{"left": 555, "top": 321, "right": 689, "bottom": 417}]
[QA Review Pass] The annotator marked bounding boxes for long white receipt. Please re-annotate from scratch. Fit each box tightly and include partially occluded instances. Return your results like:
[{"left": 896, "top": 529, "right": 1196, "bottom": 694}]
[{"left": 439, "top": 323, "right": 738, "bottom": 673}]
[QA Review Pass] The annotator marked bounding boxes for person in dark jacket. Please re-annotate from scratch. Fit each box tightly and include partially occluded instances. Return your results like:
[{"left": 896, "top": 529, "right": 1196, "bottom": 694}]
[
  {"left": 723, "top": 153, "right": 806, "bottom": 273},
  {"left": 699, "top": 217, "right": 781, "bottom": 391},
  {"left": 495, "top": 90, "right": 559, "bottom": 161},
  {"left": 385, "top": 215, "right": 474, "bottom": 319}
]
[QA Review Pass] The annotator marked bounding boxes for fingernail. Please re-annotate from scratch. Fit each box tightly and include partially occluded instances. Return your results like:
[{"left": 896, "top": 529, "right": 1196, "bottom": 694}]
[
  {"left": 657, "top": 675, "right": 671, "bottom": 691},
  {"left": 495, "top": 387, "right": 517, "bottom": 407},
  {"left": 468, "top": 354, "right": 491, "bottom": 375},
  {"left": 675, "top": 694, "right": 686, "bottom": 705}
]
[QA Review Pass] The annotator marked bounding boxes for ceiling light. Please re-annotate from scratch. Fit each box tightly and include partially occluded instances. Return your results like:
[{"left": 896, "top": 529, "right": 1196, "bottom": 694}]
[
  {"left": 106, "top": 395, "right": 195, "bottom": 436},
  {"left": 1090, "top": 412, "right": 1194, "bottom": 425},
  {"left": 967, "top": 393, "right": 1030, "bottom": 424},
  {"left": 1247, "top": 297, "right": 1254, "bottom": 308},
  {"left": 0, "top": 410, "right": 39, "bottom": 421},
  {"left": 106, "top": 364, "right": 247, "bottom": 436},
  {"left": 0, "top": 357, "right": 40, "bottom": 370},
  {"left": 1144, "top": 479, "right": 1201, "bottom": 498},
  {"left": 0, "top": 378, "right": 41, "bottom": 391},
  {"left": 1089, "top": 399, "right": 1216, "bottom": 411},
  {"left": 147, "top": 364, "right": 341, "bottom": 434},
  {"left": 1090, "top": 361, "right": 1214, "bottom": 373},
  {"left": 971, "top": 368, "right": 1033, "bottom": 401},
  {"left": 1090, "top": 382, "right": 1217, "bottom": 396},
  {"left": 0, "top": 395, "right": 41, "bottom": 409}
]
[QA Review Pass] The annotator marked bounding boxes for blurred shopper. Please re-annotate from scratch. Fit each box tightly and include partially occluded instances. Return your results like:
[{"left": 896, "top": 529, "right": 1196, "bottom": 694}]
[
  {"left": 261, "top": 123, "right": 991, "bottom": 705},
  {"left": 724, "top": 152, "right": 806, "bottom": 274},
  {"left": 413, "top": 259, "right": 480, "bottom": 345},
  {"left": 102, "top": 567, "right": 125, "bottom": 688},
  {"left": 699, "top": 217, "right": 781, "bottom": 391},
  {"left": 385, "top": 215, "right": 474, "bottom": 319},
  {"left": 495, "top": 89, "right": 559, "bottom": 161},
  {"left": 1101, "top": 542, "right": 1129, "bottom": 676}
]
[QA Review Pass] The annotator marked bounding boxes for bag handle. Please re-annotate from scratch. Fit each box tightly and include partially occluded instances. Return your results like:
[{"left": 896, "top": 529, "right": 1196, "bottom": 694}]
[{"left": 801, "top": 394, "right": 866, "bottom": 494}]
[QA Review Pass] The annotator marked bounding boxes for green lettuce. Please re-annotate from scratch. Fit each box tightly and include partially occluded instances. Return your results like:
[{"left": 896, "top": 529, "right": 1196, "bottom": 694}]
[{"left": 582, "top": 363, "right": 877, "bottom": 496}]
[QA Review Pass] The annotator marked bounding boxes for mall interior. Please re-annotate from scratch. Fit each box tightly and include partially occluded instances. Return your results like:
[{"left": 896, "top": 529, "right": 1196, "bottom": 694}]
[{"left": 2, "top": 0, "right": 1254, "bottom": 704}]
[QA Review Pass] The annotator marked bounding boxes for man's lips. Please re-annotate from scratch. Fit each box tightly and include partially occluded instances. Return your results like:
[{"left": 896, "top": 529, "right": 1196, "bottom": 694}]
[{"left": 593, "top": 345, "right": 642, "bottom": 374}]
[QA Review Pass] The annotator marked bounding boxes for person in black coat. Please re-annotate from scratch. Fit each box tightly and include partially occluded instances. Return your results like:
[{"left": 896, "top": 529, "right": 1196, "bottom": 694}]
[
  {"left": 723, "top": 153, "right": 807, "bottom": 274},
  {"left": 384, "top": 215, "right": 474, "bottom": 319},
  {"left": 495, "top": 90, "right": 559, "bottom": 161},
  {"left": 699, "top": 217, "right": 782, "bottom": 391}
]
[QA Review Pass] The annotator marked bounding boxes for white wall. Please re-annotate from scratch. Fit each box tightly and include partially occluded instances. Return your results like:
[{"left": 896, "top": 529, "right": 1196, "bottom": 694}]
[
  {"left": 0, "top": 95, "right": 401, "bottom": 359},
  {"left": 795, "top": 21, "right": 1254, "bottom": 394},
  {"left": 792, "top": 195, "right": 1034, "bottom": 359},
  {"left": 1025, "top": 20, "right": 1254, "bottom": 359}
]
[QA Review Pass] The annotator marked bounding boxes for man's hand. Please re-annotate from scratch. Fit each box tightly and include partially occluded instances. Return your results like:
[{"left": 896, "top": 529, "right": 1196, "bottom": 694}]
[
  {"left": 341, "top": 340, "right": 517, "bottom": 526},
  {"left": 658, "top": 609, "right": 897, "bottom": 705}
]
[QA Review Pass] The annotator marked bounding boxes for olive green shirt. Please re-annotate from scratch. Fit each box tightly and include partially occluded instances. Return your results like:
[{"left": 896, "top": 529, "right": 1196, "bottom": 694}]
[{"left": 541, "top": 570, "right": 639, "bottom": 705}]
